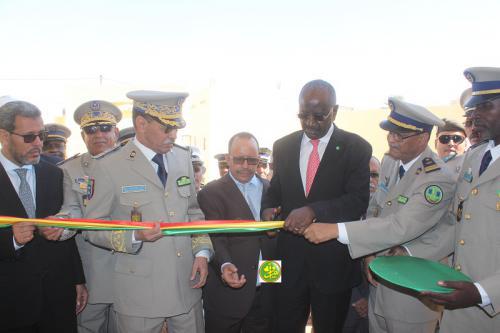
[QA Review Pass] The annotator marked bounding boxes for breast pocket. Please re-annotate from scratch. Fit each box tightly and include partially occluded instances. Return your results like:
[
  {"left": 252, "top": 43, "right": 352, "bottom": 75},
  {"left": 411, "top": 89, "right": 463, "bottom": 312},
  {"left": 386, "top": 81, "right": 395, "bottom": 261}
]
[{"left": 176, "top": 184, "right": 191, "bottom": 198}]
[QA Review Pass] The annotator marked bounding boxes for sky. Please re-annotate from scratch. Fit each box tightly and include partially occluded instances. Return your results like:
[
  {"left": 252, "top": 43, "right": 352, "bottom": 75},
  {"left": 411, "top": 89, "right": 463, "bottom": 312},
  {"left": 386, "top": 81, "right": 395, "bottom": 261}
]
[{"left": 0, "top": 0, "right": 499, "bottom": 172}]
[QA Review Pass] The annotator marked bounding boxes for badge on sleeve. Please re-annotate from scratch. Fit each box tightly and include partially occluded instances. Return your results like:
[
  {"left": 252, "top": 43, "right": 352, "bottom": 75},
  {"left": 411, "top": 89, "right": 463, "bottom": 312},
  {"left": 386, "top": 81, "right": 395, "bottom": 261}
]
[
  {"left": 424, "top": 185, "right": 443, "bottom": 204},
  {"left": 176, "top": 176, "right": 191, "bottom": 187}
]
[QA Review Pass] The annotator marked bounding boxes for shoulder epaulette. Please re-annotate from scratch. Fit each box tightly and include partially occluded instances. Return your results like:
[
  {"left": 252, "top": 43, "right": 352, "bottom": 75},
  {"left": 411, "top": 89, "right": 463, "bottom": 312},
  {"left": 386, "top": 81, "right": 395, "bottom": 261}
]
[
  {"left": 173, "top": 143, "right": 188, "bottom": 151},
  {"left": 422, "top": 157, "right": 440, "bottom": 173},
  {"left": 468, "top": 139, "right": 489, "bottom": 151},
  {"left": 92, "top": 145, "right": 122, "bottom": 160},
  {"left": 57, "top": 153, "right": 80, "bottom": 166}
]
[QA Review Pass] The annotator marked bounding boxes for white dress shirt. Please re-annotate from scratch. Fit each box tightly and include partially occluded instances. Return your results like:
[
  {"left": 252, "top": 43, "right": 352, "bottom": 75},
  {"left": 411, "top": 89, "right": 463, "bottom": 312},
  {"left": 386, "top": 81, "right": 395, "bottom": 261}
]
[
  {"left": 299, "top": 124, "right": 334, "bottom": 193},
  {"left": 0, "top": 150, "right": 36, "bottom": 250}
]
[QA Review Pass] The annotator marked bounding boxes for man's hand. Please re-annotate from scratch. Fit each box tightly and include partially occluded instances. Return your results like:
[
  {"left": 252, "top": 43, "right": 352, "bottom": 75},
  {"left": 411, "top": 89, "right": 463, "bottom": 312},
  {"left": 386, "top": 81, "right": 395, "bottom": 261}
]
[
  {"left": 387, "top": 245, "right": 409, "bottom": 256},
  {"left": 134, "top": 223, "right": 163, "bottom": 242},
  {"left": 75, "top": 284, "right": 88, "bottom": 314},
  {"left": 420, "top": 281, "right": 482, "bottom": 309},
  {"left": 352, "top": 297, "right": 368, "bottom": 318},
  {"left": 12, "top": 222, "right": 36, "bottom": 246},
  {"left": 303, "top": 223, "right": 339, "bottom": 244},
  {"left": 39, "top": 227, "right": 64, "bottom": 241},
  {"left": 221, "top": 263, "right": 247, "bottom": 289},
  {"left": 262, "top": 207, "right": 281, "bottom": 237},
  {"left": 284, "top": 206, "right": 315, "bottom": 234},
  {"left": 363, "top": 255, "right": 378, "bottom": 287},
  {"left": 191, "top": 256, "right": 208, "bottom": 289}
]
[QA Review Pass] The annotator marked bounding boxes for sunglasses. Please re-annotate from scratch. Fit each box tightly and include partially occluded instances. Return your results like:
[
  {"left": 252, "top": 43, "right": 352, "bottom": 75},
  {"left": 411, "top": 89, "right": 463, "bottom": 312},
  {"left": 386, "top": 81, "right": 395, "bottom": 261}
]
[
  {"left": 438, "top": 134, "right": 465, "bottom": 145},
  {"left": 232, "top": 156, "right": 260, "bottom": 165},
  {"left": 83, "top": 124, "right": 113, "bottom": 135},
  {"left": 370, "top": 172, "right": 379, "bottom": 179},
  {"left": 9, "top": 130, "right": 48, "bottom": 143},
  {"left": 388, "top": 131, "right": 422, "bottom": 141},
  {"left": 297, "top": 110, "right": 332, "bottom": 122}
]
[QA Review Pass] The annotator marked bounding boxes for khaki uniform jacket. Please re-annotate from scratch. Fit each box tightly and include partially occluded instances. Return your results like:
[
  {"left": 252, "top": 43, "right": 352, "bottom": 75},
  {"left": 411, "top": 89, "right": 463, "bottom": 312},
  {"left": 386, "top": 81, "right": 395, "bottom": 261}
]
[
  {"left": 408, "top": 141, "right": 500, "bottom": 333},
  {"left": 345, "top": 147, "right": 456, "bottom": 323},
  {"left": 83, "top": 141, "right": 212, "bottom": 318},
  {"left": 59, "top": 152, "right": 117, "bottom": 304}
]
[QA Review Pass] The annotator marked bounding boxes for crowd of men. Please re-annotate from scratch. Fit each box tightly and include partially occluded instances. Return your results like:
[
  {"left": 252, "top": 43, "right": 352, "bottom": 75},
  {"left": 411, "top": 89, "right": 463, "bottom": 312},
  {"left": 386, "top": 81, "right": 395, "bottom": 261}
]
[{"left": 0, "top": 66, "right": 498, "bottom": 333}]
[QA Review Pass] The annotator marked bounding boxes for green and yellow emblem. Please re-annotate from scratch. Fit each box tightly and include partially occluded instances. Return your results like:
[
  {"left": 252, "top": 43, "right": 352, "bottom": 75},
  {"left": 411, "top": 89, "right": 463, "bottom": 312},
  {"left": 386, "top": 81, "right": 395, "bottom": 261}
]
[
  {"left": 176, "top": 176, "right": 191, "bottom": 187},
  {"left": 258, "top": 260, "right": 282, "bottom": 283},
  {"left": 424, "top": 185, "right": 443, "bottom": 204}
]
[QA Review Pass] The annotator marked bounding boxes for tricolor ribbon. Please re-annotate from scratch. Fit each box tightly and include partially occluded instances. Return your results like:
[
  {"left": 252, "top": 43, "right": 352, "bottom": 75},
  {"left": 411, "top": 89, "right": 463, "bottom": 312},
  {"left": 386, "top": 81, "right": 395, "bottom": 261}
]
[{"left": 0, "top": 216, "right": 284, "bottom": 235}]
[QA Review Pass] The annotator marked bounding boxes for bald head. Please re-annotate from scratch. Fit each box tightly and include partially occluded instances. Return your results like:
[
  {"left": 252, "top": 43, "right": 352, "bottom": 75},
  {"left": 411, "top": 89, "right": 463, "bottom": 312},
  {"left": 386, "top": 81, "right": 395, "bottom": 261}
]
[{"left": 299, "top": 80, "right": 336, "bottom": 106}]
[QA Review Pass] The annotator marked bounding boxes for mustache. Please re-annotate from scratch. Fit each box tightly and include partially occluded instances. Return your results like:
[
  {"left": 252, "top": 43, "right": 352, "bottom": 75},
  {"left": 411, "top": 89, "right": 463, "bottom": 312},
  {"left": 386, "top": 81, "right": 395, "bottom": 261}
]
[
  {"left": 28, "top": 148, "right": 41, "bottom": 155},
  {"left": 163, "top": 138, "right": 175, "bottom": 145}
]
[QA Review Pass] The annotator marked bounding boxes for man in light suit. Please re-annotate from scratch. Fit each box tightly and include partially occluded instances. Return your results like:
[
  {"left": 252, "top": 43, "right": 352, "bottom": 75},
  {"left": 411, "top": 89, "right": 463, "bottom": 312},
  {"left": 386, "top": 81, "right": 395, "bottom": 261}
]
[
  {"left": 262, "top": 80, "right": 372, "bottom": 333},
  {"left": 198, "top": 132, "right": 277, "bottom": 333},
  {"left": 83, "top": 91, "right": 213, "bottom": 333},
  {"left": 304, "top": 97, "right": 456, "bottom": 333},
  {"left": 406, "top": 67, "right": 500, "bottom": 333},
  {"left": 52, "top": 100, "right": 122, "bottom": 333}
]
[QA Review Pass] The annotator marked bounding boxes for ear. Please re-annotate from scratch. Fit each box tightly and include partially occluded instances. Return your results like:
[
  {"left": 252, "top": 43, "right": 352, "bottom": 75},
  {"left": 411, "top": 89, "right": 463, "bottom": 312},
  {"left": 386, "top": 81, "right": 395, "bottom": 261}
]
[
  {"left": 331, "top": 104, "right": 339, "bottom": 122},
  {"left": 80, "top": 131, "right": 85, "bottom": 141},
  {"left": 0, "top": 129, "right": 9, "bottom": 145}
]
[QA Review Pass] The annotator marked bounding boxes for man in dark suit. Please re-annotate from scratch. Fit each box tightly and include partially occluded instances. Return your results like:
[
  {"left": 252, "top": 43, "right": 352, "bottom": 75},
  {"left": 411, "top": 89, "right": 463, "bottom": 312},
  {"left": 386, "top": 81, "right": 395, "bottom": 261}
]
[
  {"left": 0, "top": 98, "right": 86, "bottom": 332},
  {"left": 198, "top": 132, "right": 277, "bottom": 333},
  {"left": 262, "top": 80, "right": 372, "bottom": 333}
]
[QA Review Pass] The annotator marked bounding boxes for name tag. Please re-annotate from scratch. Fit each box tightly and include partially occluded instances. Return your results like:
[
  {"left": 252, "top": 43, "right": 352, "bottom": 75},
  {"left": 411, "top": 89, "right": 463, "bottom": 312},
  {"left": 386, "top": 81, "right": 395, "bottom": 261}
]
[{"left": 121, "top": 185, "right": 147, "bottom": 193}]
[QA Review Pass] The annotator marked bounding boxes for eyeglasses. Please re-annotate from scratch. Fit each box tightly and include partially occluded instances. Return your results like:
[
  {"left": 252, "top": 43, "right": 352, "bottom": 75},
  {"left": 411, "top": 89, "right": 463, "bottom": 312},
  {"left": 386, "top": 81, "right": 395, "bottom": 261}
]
[
  {"left": 9, "top": 130, "right": 48, "bottom": 143},
  {"left": 232, "top": 156, "right": 260, "bottom": 165},
  {"left": 83, "top": 124, "right": 113, "bottom": 135},
  {"left": 370, "top": 172, "right": 379, "bottom": 179},
  {"left": 297, "top": 110, "right": 332, "bottom": 122},
  {"left": 438, "top": 134, "right": 465, "bottom": 145},
  {"left": 388, "top": 131, "right": 422, "bottom": 141},
  {"left": 144, "top": 114, "right": 176, "bottom": 133}
]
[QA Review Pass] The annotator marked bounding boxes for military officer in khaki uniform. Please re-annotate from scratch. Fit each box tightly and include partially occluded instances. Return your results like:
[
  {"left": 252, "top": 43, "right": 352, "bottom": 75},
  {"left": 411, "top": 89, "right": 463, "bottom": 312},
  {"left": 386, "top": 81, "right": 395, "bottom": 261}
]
[
  {"left": 303, "top": 97, "right": 456, "bottom": 333},
  {"left": 42, "top": 123, "right": 71, "bottom": 161},
  {"left": 405, "top": 67, "right": 500, "bottom": 333},
  {"left": 84, "top": 90, "right": 213, "bottom": 333},
  {"left": 58, "top": 100, "right": 122, "bottom": 333}
]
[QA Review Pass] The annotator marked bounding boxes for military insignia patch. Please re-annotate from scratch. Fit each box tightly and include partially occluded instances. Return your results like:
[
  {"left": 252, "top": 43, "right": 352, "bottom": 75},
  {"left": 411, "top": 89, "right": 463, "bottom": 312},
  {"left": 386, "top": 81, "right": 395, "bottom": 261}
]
[
  {"left": 397, "top": 195, "right": 409, "bottom": 204},
  {"left": 176, "top": 176, "right": 191, "bottom": 187},
  {"left": 422, "top": 158, "right": 440, "bottom": 173},
  {"left": 424, "top": 185, "right": 443, "bottom": 204}
]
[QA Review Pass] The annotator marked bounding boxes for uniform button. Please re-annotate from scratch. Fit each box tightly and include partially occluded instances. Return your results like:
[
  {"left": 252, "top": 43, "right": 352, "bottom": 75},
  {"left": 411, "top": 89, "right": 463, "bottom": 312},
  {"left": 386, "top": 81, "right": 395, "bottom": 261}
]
[
  {"left": 169, "top": 212, "right": 175, "bottom": 217},
  {"left": 459, "top": 239, "right": 465, "bottom": 245},
  {"left": 129, "top": 269, "right": 135, "bottom": 273},
  {"left": 464, "top": 213, "right": 471, "bottom": 220},
  {"left": 471, "top": 188, "right": 478, "bottom": 196},
  {"left": 177, "top": 252, "right": 182, "bottom": 257},
  {"left": 455, "top": 264, "right": 461, "bottom": 271},
  {"left": 251, "top": 265, "right": 257, "bottom": 270},
  {"left": 459, "top": 195, "right": 464, "bottom": 201},
  {"left": 164, "top": 192, "right": 169, "bottom": 197},
  {"left": 386, "top": 201, "right": 392, "bottom": 206}
]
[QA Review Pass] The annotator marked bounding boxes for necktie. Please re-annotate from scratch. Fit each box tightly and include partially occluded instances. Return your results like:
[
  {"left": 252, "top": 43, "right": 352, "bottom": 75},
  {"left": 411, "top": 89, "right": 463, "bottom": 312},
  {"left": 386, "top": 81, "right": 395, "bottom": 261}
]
[
  {"left": 305, "top": 139, "right": 320, "bottom": 196},
  {"left": 243, "top": 183, "right": 259, "bottom": 221},
  {"left": 479, "top": 150, "right": 492, "bottom": 176},
  {"left": 398, "top": 165, "right": 405, "bottom": 180},
  {"left": 152, "top": 153, "right": 167, "bottom": 187},
  {"left": 14, "top": 168, "right": 36, "bottom": 218}
]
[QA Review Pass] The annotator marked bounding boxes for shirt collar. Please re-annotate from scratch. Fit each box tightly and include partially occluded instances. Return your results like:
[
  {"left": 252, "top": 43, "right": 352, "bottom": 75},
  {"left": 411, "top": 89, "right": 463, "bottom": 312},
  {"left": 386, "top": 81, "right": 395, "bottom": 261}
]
[
  {"left": 132, "top": 138, "right": 173, "bottom": 162},
  {"left": 399, "top": 153, "right": 422, "bottom": 172},
  {"left": 0, "top": 150, "right": 34, "bottom": 171},
  {"left": 485, "top": 140, "right": 500, "bottom": 161},
  {"left": 229, "top": 172, "right": 259, "bottom": 188}
]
